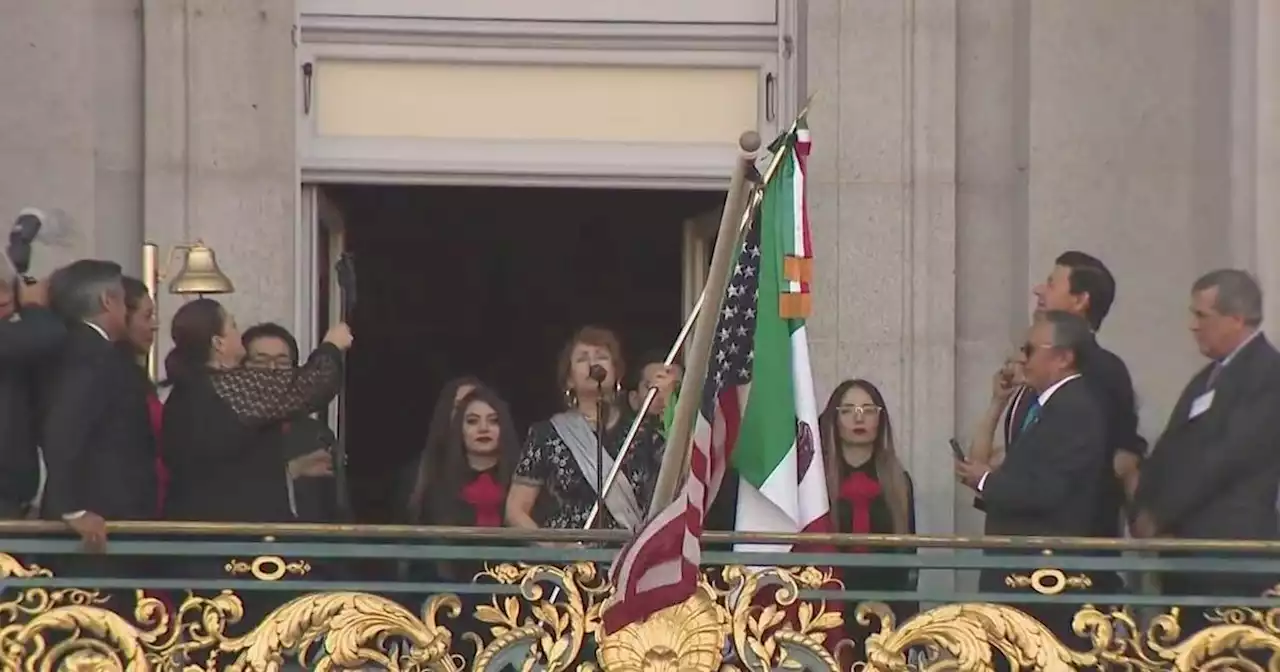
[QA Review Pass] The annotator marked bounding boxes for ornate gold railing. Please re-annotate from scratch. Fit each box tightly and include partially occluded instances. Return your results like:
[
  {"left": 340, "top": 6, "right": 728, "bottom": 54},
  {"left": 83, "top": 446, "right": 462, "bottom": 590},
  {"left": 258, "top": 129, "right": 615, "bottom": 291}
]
[{"left": 0, "top": 521, "right": 1277, "bottom": 670}]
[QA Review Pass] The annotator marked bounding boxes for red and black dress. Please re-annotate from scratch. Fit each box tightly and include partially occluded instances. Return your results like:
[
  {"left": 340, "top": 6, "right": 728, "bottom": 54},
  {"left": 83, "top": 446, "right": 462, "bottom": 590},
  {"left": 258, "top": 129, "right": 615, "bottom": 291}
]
[
  {"left": 402, "top": 465, "right": 509, "bottom": 645},
  {"left": 404, "top": 465, "right": 508, "bottom": 578},
  {"left": 834, "top": 459, "right": 917, "bottom": 664}
]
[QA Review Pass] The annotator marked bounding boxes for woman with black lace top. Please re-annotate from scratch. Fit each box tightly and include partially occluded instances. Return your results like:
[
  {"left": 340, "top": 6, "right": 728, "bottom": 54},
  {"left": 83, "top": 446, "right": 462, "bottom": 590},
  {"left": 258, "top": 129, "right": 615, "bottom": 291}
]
[
  {"left": 505, "top": 326, "right": 676, "bottom": 538},
  {"left": 160, "top": 298, "right": 352, "bottom": 523}
]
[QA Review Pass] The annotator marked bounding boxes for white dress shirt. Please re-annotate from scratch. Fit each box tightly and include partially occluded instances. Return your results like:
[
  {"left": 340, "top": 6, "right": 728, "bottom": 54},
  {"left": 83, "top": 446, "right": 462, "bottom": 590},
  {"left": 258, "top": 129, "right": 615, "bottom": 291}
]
[{"left": 978, "top": 373, "right": 1082, "bottom": 493}]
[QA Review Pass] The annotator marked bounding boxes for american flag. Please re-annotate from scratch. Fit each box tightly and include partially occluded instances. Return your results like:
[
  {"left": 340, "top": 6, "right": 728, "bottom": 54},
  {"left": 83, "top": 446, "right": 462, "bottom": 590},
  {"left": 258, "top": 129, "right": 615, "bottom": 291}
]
[{"left": 601, "top": 208, "right": 761, "bottom": 633}]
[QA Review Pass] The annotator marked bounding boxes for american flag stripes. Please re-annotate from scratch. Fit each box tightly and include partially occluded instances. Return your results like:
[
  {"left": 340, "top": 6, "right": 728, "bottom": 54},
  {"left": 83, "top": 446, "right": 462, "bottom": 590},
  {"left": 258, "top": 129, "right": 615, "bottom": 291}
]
[{"left": 601, "top": 199, "right": 765, "bottom": 634}]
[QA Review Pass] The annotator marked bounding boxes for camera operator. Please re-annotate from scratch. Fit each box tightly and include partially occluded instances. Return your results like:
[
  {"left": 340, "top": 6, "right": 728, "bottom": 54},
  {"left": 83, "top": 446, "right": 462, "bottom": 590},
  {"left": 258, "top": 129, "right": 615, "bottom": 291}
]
[{"left": 0, "top": 256, "right": 66, "bottom": 518}]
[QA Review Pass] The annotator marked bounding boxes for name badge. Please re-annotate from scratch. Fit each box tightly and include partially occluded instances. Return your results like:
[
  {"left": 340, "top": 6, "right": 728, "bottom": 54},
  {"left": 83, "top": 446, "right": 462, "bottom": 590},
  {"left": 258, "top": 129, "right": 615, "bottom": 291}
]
[{"left": 1189, "top": 390, "right": 1216, "bottom": 419}]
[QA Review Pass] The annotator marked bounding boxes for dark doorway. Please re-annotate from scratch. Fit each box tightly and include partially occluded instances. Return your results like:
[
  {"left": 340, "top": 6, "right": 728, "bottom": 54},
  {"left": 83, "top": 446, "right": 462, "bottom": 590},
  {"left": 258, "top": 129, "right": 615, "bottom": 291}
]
[{"left": 323, "top": 185, "right": 723, "bottom": 523}]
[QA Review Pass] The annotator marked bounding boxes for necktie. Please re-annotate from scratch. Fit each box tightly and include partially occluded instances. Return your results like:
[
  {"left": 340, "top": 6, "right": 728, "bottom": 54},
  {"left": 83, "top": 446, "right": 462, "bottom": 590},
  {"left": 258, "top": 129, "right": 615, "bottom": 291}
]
[
  {"left": 1205, "top": 362, "right": 1224, "bottom": 390},
  {"left": 1020, "top": 398, "right": 1042, "bottom": 432},
  {"left": 839, "top": 471, "right": 883, "bottom": 553}
]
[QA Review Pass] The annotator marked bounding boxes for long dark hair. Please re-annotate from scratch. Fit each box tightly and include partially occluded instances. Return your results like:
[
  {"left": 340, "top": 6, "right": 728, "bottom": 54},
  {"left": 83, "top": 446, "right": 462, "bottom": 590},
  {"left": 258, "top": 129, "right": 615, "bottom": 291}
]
[
  {"left": 162, "top": 298, "right": 225, "bottom": 387},
  {"left": 121, "top": 276, "right": 148, "bottom": 313},
  {"left": 118, "top": 277, "right": 150, "bottom": 356},
  {"left": 819, "top": 379, "right": 911, "bottom": 534},
  {"left": 425, "top": 387, "right": 519, "bottom": 526},
  {"left": 406, "top": 375, "right": 482, "bottom": 523}
]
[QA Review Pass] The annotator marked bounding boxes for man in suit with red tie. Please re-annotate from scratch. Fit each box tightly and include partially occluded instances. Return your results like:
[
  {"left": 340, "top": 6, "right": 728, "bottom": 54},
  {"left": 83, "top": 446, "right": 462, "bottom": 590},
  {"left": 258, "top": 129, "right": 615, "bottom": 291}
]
[
  {"left": 1133, "top": 269, "right": 1280, "bottom": 632},
  {"left": 956, "top": 310, "right": 1110, "bottom": 646}
]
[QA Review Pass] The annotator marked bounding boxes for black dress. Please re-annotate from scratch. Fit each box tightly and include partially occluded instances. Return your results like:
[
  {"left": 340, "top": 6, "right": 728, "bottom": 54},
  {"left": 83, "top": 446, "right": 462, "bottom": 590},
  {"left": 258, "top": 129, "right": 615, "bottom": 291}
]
[
  {"left": 403, "top": 466, "right": 509, "bottom": 649},
  {"left": 161, "top": 343, "right": 344, "bottom": 523},
  {"left": 833, "top": 459, "right": 917, "bottom": 664},
  {"left": 159, "top": 343, "right": 344, "bottom": 633},
  {"left": 405, "top": 466, "right": 509, "bottom": 583},
  {"left": 512, "top": 412, "right": 664, "bottom": 530}
]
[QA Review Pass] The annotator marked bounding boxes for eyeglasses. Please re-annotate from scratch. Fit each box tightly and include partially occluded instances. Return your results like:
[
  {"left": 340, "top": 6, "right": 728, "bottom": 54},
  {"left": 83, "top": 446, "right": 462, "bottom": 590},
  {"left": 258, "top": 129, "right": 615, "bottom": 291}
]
[
  {"left": 837, "top": 404, "right": 882, "bottom": 419},
  {"left": 246, "top": 354, "right": 294, "bottom": 370},
  {"left": 1021, "top": 342, "right": 1054, "bottom": 358}
]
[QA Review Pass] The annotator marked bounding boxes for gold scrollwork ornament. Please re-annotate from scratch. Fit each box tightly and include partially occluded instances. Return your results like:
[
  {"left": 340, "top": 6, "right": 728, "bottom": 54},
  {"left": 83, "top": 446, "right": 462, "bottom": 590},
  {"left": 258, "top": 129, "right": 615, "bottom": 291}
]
[
  {"left": 0, "top": 551, "right": 462, "bottom": 671},
  {"left": 3, "top": 550, "right": 1280, "bottom": 671},
  {"left": 1003, "top": 568, "right": 1093, "bottom": 595},
  {"left": 719, "top": 565, "right": 843, "bottom": 672},
  {"left": 224, "top": 555, "right": 312, "bottom": 581},
  {"left": 596, "top": 579, "right": 729, "bottom": 672},
  {"left": 471, "top": 562, "right": 611, "bottom": 672}
]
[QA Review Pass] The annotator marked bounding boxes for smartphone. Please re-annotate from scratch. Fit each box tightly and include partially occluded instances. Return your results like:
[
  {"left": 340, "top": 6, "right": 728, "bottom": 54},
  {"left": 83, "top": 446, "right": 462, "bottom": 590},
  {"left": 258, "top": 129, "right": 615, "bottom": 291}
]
[{"left": 949, "top": 438, "right": 967, "bottom": 461}]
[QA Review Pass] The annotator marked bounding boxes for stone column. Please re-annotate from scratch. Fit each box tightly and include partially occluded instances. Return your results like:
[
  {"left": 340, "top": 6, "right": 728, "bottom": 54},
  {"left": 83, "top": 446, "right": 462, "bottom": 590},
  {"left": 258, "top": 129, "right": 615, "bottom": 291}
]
[
  {"left": 142, "top": 0, "right": 297, "bottom": 364},
  {"left": 0, "top": 0, "right": 143, "bottom": 274},
  {"left": 1021, "top": 0, "right": 1234, "bottom": 440},
  {"left": 1254, "top": 0, "right": 1280, "bottom": 327},
  {"left": 806, "top": 0, "right": 959, "bottom": 594},
  {"left": 953, "top": 0, "right": 1031, "bottom": 544}
]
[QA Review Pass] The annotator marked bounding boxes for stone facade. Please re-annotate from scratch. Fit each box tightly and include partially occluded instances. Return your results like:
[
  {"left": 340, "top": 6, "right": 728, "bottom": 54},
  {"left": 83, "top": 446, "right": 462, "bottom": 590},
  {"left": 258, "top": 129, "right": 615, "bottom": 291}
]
[{"left": 1, "top": 1, "right": 1277, "bottom": 593}]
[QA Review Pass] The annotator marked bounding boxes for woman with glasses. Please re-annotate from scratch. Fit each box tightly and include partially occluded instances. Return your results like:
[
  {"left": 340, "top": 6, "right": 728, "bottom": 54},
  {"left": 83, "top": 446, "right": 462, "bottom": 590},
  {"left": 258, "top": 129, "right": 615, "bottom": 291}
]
[
  {"left": 818, "top": 379, "right": 917, "bottom": 665},
  {"left": 241, "top": 323, "right": 339, "bottom": 522}
]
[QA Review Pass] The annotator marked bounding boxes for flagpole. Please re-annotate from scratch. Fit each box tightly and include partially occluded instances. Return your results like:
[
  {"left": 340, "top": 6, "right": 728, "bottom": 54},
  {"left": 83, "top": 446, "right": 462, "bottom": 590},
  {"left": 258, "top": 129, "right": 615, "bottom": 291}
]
[
  {"left": 573, "top": 132, "right": 758, "bottom": 538},
  {"left": 643, "top": 106, "right": 812, "bottom": 515},
  {"left": 576, "top": 106, "right": 814, "bottom": 535}
]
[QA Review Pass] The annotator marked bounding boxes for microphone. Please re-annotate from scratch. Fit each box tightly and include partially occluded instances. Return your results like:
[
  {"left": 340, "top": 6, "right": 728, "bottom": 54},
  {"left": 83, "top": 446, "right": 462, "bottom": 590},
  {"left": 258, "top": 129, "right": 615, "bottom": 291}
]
[
  {"left": 8, "top": 208, "right": 44, "bottom": 278},
  {"left": 586, "top": 363, "right": 609, "bottom": 521},
  {"left": 6, "top": 207, "right": 74, "bottom": 282}
]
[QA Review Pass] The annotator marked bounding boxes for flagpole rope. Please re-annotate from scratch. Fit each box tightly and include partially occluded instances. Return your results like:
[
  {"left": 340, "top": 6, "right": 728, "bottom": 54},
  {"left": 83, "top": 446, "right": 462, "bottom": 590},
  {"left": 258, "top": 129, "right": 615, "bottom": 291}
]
[
  {"left": 547, "top": 109, "right": 815, "bottom": 605},
  {"left": 577, "top": 102, "right": 816, "bottom": 534}
]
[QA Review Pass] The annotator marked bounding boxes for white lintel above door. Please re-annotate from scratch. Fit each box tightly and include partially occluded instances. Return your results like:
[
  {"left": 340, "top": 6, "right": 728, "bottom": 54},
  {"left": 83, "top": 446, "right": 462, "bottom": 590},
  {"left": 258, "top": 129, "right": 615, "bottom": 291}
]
[
  {"left": 300, "top": 0, "right": 777, "bottom": 25},
  {"left": 296, "top": 1, "right": 799, "bottom": 190}
]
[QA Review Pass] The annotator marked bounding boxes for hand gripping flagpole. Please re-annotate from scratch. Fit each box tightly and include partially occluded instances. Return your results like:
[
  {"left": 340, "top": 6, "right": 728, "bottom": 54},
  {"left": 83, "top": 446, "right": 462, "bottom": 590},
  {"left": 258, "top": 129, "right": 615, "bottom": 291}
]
[
  {"left": 333, "top": 254, "right": 357, "bottom": 521},
  {"left": 577, "top": 102, "right": 813, "bottom": 535},
  {"left": 575, "top": 131, "right": 758, "bottom": 537},
  {"left": 546, "top": 110, "right": 813, "bottom": 605}
]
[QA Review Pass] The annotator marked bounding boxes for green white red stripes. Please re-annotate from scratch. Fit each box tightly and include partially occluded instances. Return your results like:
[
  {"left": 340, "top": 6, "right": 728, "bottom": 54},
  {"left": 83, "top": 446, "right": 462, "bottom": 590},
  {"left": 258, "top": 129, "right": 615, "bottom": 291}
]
[{"left": 733, "top": 123, "right": 831, "bottom": 550}]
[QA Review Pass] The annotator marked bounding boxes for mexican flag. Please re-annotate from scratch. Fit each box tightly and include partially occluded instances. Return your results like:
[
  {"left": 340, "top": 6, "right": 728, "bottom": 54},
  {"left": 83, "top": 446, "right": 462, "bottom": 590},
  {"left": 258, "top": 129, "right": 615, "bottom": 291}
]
[{"left": 733, "top": 122, "right": 831, "bottom": 550}]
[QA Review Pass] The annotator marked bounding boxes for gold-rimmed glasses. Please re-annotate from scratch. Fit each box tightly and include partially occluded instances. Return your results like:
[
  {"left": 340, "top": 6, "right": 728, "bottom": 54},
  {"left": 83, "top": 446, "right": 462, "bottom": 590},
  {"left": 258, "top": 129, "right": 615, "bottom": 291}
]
[{"left": 837, "top": 404, "right": 882, "bottom": 420}]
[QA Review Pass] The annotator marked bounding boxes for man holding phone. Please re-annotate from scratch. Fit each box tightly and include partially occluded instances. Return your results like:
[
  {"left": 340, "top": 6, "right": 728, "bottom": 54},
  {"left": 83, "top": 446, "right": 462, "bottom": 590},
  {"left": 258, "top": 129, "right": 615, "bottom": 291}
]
[
  {"left": 965, "top": 252, "right": 1144, "bottom": 524},
  {"left": 955, "top": 311, "right": 1108, "bottom": 642}
]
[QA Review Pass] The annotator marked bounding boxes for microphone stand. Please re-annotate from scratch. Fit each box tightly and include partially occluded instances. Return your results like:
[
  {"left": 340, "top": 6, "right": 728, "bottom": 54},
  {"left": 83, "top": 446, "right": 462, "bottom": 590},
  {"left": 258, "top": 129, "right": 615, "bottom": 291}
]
[{"left": 595, "top": 380, "right": 607, "bottom": 528}]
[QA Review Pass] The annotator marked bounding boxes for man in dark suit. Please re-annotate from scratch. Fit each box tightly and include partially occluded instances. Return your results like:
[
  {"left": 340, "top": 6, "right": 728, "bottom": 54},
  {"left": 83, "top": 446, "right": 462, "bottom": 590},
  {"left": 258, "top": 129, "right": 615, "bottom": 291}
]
[
  {"left": 42, "top": 260, "right": 157, "bottom": 552},
  {"left": 968, "top": 252, "right": 1144, "bottom": 553},
  {"left": 1133, "top": 269, "right": 1280, "bottom": 628},
  {"left": 242, "top": 322, "right": 339, "bottom": 522},
  {"left": 0, "top": 263, "right": 65, "bottom": 517},
  {"left": 957, "top": 310, "right": 1109, "bottom": 641}
]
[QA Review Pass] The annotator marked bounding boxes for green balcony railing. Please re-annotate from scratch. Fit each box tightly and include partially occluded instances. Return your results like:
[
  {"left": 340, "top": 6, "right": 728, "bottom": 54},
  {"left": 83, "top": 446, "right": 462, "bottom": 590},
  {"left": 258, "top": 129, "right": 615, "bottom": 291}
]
[{"left": 0, "top": 520, "right": 1277, "bottom": 670}]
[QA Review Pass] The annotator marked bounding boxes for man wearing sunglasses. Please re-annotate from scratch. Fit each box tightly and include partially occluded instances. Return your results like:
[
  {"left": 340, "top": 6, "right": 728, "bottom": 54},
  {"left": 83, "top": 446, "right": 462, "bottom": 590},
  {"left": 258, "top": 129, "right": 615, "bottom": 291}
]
[
  {"left": 962, "top": 251, "right": 1142, "bottom": 603},
  {"left": 956, "top": 310, "right": 1109, "bottom": 643},
  {"left": 967, "top": 252, "right": 1144, "bottom": 511}
]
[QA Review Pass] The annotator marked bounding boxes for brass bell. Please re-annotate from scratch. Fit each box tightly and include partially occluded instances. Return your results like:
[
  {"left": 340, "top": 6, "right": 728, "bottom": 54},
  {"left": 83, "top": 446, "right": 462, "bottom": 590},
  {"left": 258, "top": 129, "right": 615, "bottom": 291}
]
[{"left": 168, "top": 242, "right": 234, "bottom": 295}]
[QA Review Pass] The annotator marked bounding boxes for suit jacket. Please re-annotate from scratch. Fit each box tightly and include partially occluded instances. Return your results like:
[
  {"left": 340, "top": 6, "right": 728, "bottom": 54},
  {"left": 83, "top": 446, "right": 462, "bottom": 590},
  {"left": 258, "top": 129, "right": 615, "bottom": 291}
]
[
  {"left": 281, "top": 416, "right": 340, "bottom": 523},
  {"left": 162, "top": 344, "right": 344, "bottom": 523},
  {"left": 41, "top": 323, "right": 156, "bottom": 520},
  {"left": 982, "top": 376, "right": 1109, "bottom": 538},
  {"left": 1137, "top": 334, "right": 1280, "bottom": 544},
  {"left": 0, "top": 308, "right": 65, "bottom": 515},
  {"left": 978, "top": 342, "right": 1143, "bottom": 537}
]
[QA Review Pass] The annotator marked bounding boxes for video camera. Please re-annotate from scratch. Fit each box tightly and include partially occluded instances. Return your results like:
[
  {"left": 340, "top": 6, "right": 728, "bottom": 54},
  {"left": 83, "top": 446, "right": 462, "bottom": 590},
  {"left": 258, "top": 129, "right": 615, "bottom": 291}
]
[{"left": 7, "top": 208, "right": 46, "bottom": 284}]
